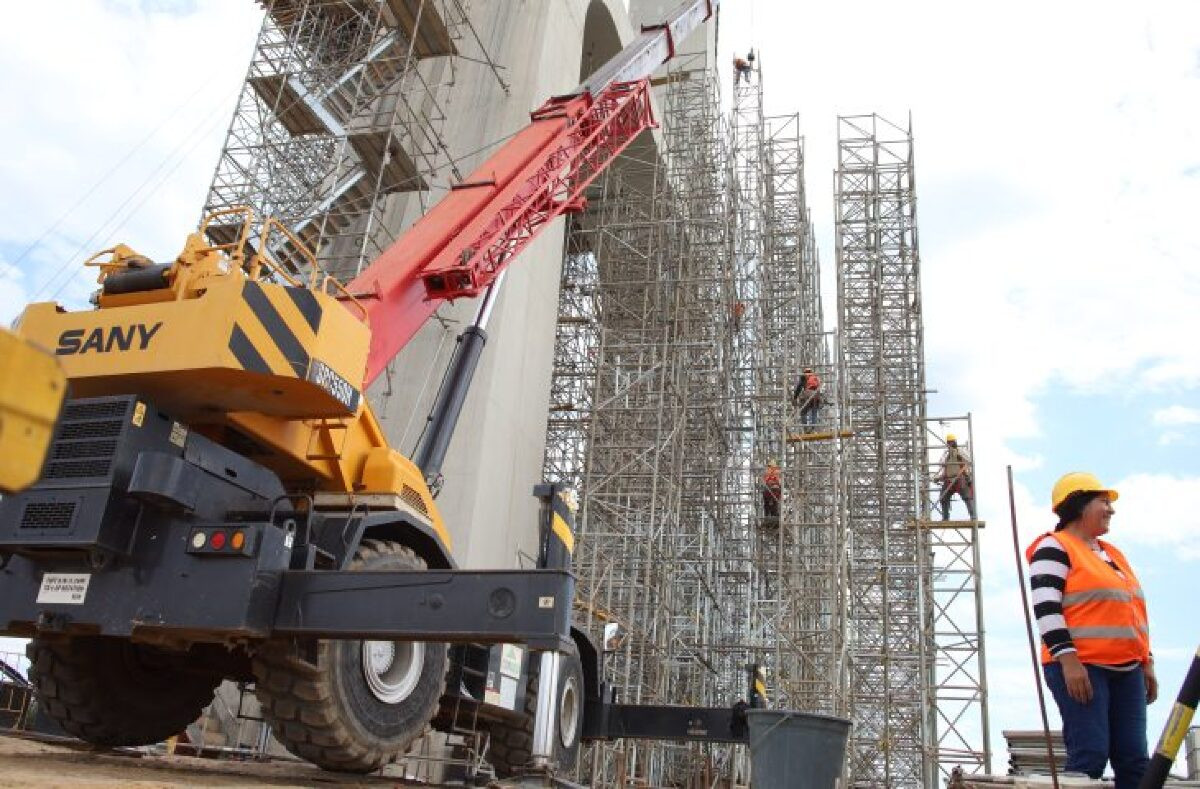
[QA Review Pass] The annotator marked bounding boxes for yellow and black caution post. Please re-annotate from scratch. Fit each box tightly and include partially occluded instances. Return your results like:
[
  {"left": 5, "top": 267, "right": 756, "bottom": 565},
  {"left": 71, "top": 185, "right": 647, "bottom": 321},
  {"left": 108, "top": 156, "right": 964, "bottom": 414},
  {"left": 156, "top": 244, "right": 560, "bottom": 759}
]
[
  {"left": 1140, "top": 645, "right": 1200, "bottom": 789},
  {"left": 534, "top": 482, "right": 577, "bottom": 573},
  {"left": 748, "top": 663, "right": 769, "bottom": 709}
]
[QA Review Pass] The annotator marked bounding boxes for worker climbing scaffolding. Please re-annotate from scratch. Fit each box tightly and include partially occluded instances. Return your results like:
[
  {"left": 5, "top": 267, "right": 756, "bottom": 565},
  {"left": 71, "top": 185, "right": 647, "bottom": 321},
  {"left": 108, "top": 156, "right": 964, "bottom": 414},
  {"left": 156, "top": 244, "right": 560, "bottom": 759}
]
[
  {"left": 792, "top": 366, "right": 822, "bottom": 430},
  {"left": 733, "top": 49, "right": 755, "bottom": 85},
  {"left": 762, "top": 459, "right": 782, "bottom": 520},
  {"left": 937, "top": 433, "right": 976, "bottom": 520}
]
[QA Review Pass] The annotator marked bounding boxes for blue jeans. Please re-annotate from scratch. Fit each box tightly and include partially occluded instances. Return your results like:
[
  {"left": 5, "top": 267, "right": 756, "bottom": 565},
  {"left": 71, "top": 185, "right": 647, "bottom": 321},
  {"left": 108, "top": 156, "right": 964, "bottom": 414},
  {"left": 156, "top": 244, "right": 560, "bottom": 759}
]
[
  {"left": 1043, "top": 661, "right": 1148, "bottom": 788},
  {"left": 798, "top": 393, "right": 820, "bottom": 426}
]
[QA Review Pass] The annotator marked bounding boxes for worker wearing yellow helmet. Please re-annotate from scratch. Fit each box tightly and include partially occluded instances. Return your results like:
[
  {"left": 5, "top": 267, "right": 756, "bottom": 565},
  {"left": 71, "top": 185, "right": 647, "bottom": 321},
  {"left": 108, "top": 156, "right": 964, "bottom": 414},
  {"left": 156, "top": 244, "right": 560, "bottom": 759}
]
[
  {"left": 935, "top": 433, "right": 975, "bottom": 521},
  {"left": 1025, "top": 472, "right": 1155, "bottom": 788}
]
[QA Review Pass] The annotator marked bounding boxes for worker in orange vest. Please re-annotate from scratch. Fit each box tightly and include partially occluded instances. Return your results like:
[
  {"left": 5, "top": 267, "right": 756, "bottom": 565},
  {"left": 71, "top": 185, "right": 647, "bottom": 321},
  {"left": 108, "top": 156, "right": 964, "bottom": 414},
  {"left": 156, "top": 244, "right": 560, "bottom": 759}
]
[
  {"left": 761, "top": 460, "right": 781, "bottom": 518},
  {"left": 791, "top": 367, "right": 821, "bottom": 429},
  {"left": 733, "top": 53, "right": 753, "bottom": 85},
  {"left": 1026, "top": 472, "right": 1156, "bottom": 788},
  {"left": 731, "top": 300, "right": 746, "bottom": 331}
]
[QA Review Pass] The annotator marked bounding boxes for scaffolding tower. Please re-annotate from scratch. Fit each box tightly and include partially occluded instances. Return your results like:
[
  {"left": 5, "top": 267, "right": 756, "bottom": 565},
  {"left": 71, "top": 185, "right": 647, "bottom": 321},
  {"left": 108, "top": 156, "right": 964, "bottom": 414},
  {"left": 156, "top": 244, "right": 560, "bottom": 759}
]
[
  {"left": 728, "top": 66, "right": 848, "bottom": 716},
  {"left": 727, "top": 59, "right": 769, "bottom": 720},
  {"left": 202, "top": 0, "right": 503, "bottom": 281},
  {"left": 543, "top": 54, "right": 849, "bottom": 785},
  {"left": 836, "top": 113, "right": 932, "bottom": 787},
  {"left": 762, "top": 109, "right": 847, "bottom": 716},
  {"left": 544, "top": 50, "right": 742, "bottom": 784},
  {"left": 924, "top": 415, "right": 991, "bottom": 778}
]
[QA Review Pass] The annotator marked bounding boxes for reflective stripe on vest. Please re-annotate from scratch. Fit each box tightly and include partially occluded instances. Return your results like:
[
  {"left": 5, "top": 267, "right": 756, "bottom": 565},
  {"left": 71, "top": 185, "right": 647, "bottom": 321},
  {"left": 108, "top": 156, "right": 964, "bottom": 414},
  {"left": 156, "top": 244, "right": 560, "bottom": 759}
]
[
  {"left": 1026, "top": 531, "right": 1150, "bottom": 666},
  {"left": 1061, "top": 588, "right": 1132, "bottom": 606},
  {"left": 1069, "top": 625, "right": 1143, "bottom": 640}
]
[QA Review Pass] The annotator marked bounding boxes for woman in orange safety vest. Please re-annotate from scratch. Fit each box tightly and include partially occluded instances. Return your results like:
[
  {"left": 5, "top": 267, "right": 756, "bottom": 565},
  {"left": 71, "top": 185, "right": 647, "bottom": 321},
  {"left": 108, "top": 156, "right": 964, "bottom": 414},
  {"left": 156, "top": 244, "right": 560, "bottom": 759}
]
[{"left": 1025, "top": 472, "right": 1157, "bottom": 789}]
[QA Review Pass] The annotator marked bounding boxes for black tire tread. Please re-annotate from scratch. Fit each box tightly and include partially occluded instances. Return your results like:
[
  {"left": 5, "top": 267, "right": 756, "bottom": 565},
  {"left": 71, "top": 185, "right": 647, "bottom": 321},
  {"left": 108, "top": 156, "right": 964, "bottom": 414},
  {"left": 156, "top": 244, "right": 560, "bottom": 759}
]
[
  {"left": 487, "top": 642, "right": 581, "bottom": 778},
  {"left": 253, "top": 540, "right": 448, "bottom": 773},
  {"left": 26, "top": 636, "right": 221, "bottom": 746},
  {"left": 486, "top": 659, "right": 538, "bottom": 777}
]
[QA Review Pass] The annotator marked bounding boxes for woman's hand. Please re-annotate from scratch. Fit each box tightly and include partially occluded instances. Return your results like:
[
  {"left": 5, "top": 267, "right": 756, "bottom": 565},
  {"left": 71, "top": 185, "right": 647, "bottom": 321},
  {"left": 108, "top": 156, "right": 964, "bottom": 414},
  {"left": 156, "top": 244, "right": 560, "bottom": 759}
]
[
  {"left": 1145, "top": 662, "right": 1158, "bottom": 704},
  {"left": 1059, "top": 653, "right": 1092, "bottom": 704}
]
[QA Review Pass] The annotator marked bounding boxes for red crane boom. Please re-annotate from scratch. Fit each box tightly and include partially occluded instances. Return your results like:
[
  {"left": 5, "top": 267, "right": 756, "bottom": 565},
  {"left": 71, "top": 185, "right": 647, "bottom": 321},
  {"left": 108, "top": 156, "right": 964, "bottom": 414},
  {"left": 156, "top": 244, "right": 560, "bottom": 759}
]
[{"left": 348, "top": 0, "right": 716, "bottom": 386}]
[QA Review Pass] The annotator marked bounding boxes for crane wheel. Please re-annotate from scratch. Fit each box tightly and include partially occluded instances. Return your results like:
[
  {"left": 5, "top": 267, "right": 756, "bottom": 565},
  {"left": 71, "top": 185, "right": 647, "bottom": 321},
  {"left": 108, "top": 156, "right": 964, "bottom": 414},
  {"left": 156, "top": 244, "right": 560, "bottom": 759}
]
[
  {"left": 26, "top": 635, "right": 222, "bottom": 746},
  {"left": 487, "top": 642, "right": 583, "bottom": 778},
  {"left": 253, "top": 539, "right": 449, "bottom": 773}
]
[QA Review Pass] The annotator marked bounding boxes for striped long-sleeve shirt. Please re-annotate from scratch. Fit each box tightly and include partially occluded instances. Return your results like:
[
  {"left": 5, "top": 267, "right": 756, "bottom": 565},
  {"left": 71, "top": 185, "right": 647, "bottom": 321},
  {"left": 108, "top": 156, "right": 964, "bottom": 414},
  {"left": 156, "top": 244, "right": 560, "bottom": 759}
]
[{"left": 1028, "top": 534, "right": 1140, "bottom": 669}]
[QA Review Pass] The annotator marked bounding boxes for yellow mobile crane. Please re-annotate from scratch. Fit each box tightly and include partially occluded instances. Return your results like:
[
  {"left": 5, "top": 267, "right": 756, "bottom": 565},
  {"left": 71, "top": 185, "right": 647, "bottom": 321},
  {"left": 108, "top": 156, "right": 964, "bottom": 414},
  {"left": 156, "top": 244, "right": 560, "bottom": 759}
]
[{"left": 0, "top": 1, "right": 751, "bottom": 778}]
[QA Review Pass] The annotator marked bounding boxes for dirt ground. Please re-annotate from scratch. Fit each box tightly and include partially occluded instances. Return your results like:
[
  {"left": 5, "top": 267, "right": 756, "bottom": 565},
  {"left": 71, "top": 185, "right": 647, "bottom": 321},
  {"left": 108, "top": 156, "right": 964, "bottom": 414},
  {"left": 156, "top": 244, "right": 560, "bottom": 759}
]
[{"left": 0, "top": 733, "right": 409, "bottom": 788}]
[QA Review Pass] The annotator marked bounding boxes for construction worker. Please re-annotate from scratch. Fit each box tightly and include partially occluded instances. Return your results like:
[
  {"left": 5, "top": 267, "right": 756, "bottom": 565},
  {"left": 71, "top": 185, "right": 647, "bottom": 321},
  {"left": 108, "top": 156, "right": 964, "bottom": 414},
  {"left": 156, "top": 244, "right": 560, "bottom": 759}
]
[
  {"left": 1025, "top": 472, "right": 1155, "bottom": 789},
  {"left": 731, "top": 300, "right": 746, "bottom": 331},
  {"left": 791, "top": 367, "right": 821, "bottom": 429},
  {"left": 761, "top": 460, "right": 781, "bottom": 519},
  {"left": 733, "top": 53, "right": 753, "bottom": 85},
  {"left": 936, "top": 434, "right": 975, "bottom": 520}
]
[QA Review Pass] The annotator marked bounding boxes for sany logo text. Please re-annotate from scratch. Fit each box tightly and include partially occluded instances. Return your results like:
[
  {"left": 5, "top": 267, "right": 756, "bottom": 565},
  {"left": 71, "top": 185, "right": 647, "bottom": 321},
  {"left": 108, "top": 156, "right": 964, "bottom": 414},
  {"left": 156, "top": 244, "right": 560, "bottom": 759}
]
[{"left": 56, "top": 322, "right": 163, "bottom": 355}]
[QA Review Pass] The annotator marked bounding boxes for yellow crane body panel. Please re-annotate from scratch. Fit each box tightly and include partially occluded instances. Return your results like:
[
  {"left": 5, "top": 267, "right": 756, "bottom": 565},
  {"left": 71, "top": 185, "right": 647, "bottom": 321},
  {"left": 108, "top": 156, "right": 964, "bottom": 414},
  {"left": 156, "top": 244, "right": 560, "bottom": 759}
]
[
  {"left": 16, "top": 274, "right": 369, "bottom": 423},
  {"left": 0, "top": 329, "right": 67, "bottom": 493}
]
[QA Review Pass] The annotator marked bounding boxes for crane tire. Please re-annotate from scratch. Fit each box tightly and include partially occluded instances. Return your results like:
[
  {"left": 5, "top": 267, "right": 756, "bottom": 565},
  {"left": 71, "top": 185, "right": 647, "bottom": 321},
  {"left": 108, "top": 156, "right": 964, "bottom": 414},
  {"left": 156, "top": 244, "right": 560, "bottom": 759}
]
[
  {"left": 253, "top": 539, "right": 448, "bottom": 773},
  {"left": 26, "top": 635, "right": 222, "bottom": 746},
  {"left": 487, "top": 642, "right": 583, "bottom": 778}
]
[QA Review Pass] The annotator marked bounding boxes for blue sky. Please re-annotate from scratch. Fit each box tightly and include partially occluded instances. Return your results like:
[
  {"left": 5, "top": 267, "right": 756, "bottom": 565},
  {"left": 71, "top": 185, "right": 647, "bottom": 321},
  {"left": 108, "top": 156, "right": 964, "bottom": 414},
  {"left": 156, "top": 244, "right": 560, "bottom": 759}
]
[{"left": 1, "top": 0, "right": 1198, "bottom": 777}]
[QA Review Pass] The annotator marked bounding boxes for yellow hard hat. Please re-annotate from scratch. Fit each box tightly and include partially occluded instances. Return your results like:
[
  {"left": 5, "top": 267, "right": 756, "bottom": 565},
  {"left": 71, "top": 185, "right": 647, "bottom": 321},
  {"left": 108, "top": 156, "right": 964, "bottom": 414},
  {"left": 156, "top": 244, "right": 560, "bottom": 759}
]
[
  {"left": 768, "top": 459, "right": 778, "bottom": 467},
  {"left": 1051, "top": 471, "right": 1118, "bottom": 512},
  {"left": 946, "top": 433, "right": 957, "bottom": 443}
]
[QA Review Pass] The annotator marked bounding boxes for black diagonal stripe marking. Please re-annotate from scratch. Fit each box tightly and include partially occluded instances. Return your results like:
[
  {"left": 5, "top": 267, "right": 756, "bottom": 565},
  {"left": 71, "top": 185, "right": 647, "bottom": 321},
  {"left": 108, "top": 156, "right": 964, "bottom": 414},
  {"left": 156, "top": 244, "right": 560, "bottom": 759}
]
[
  {"left": 285, "top": 286, "right": 322, "bottom": 334},
  {"left": 551, "top": 493, "right": 575, "bottom": 527},
  {"left": 229, "top": 323, "right": 271, "bottom": 374},
  {"left": 243, "top": 282, "right": 309, "bottom": 377}
]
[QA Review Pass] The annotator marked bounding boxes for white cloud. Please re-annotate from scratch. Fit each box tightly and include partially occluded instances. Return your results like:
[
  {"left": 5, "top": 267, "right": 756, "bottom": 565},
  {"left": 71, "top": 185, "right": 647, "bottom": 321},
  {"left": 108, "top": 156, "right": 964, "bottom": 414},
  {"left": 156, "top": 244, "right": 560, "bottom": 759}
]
[
  {"left": 1152, "top": 405, "right": 1200, "bottom": 427},
  {"left": 1107, "top": 472, "right": 1200, "bottom": 559},
  {"left": 0, "top": 1, "right": 261, "bottom": 321},
  {"left": 0, "top": 259, "right": 28, "bottom": 327}
]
